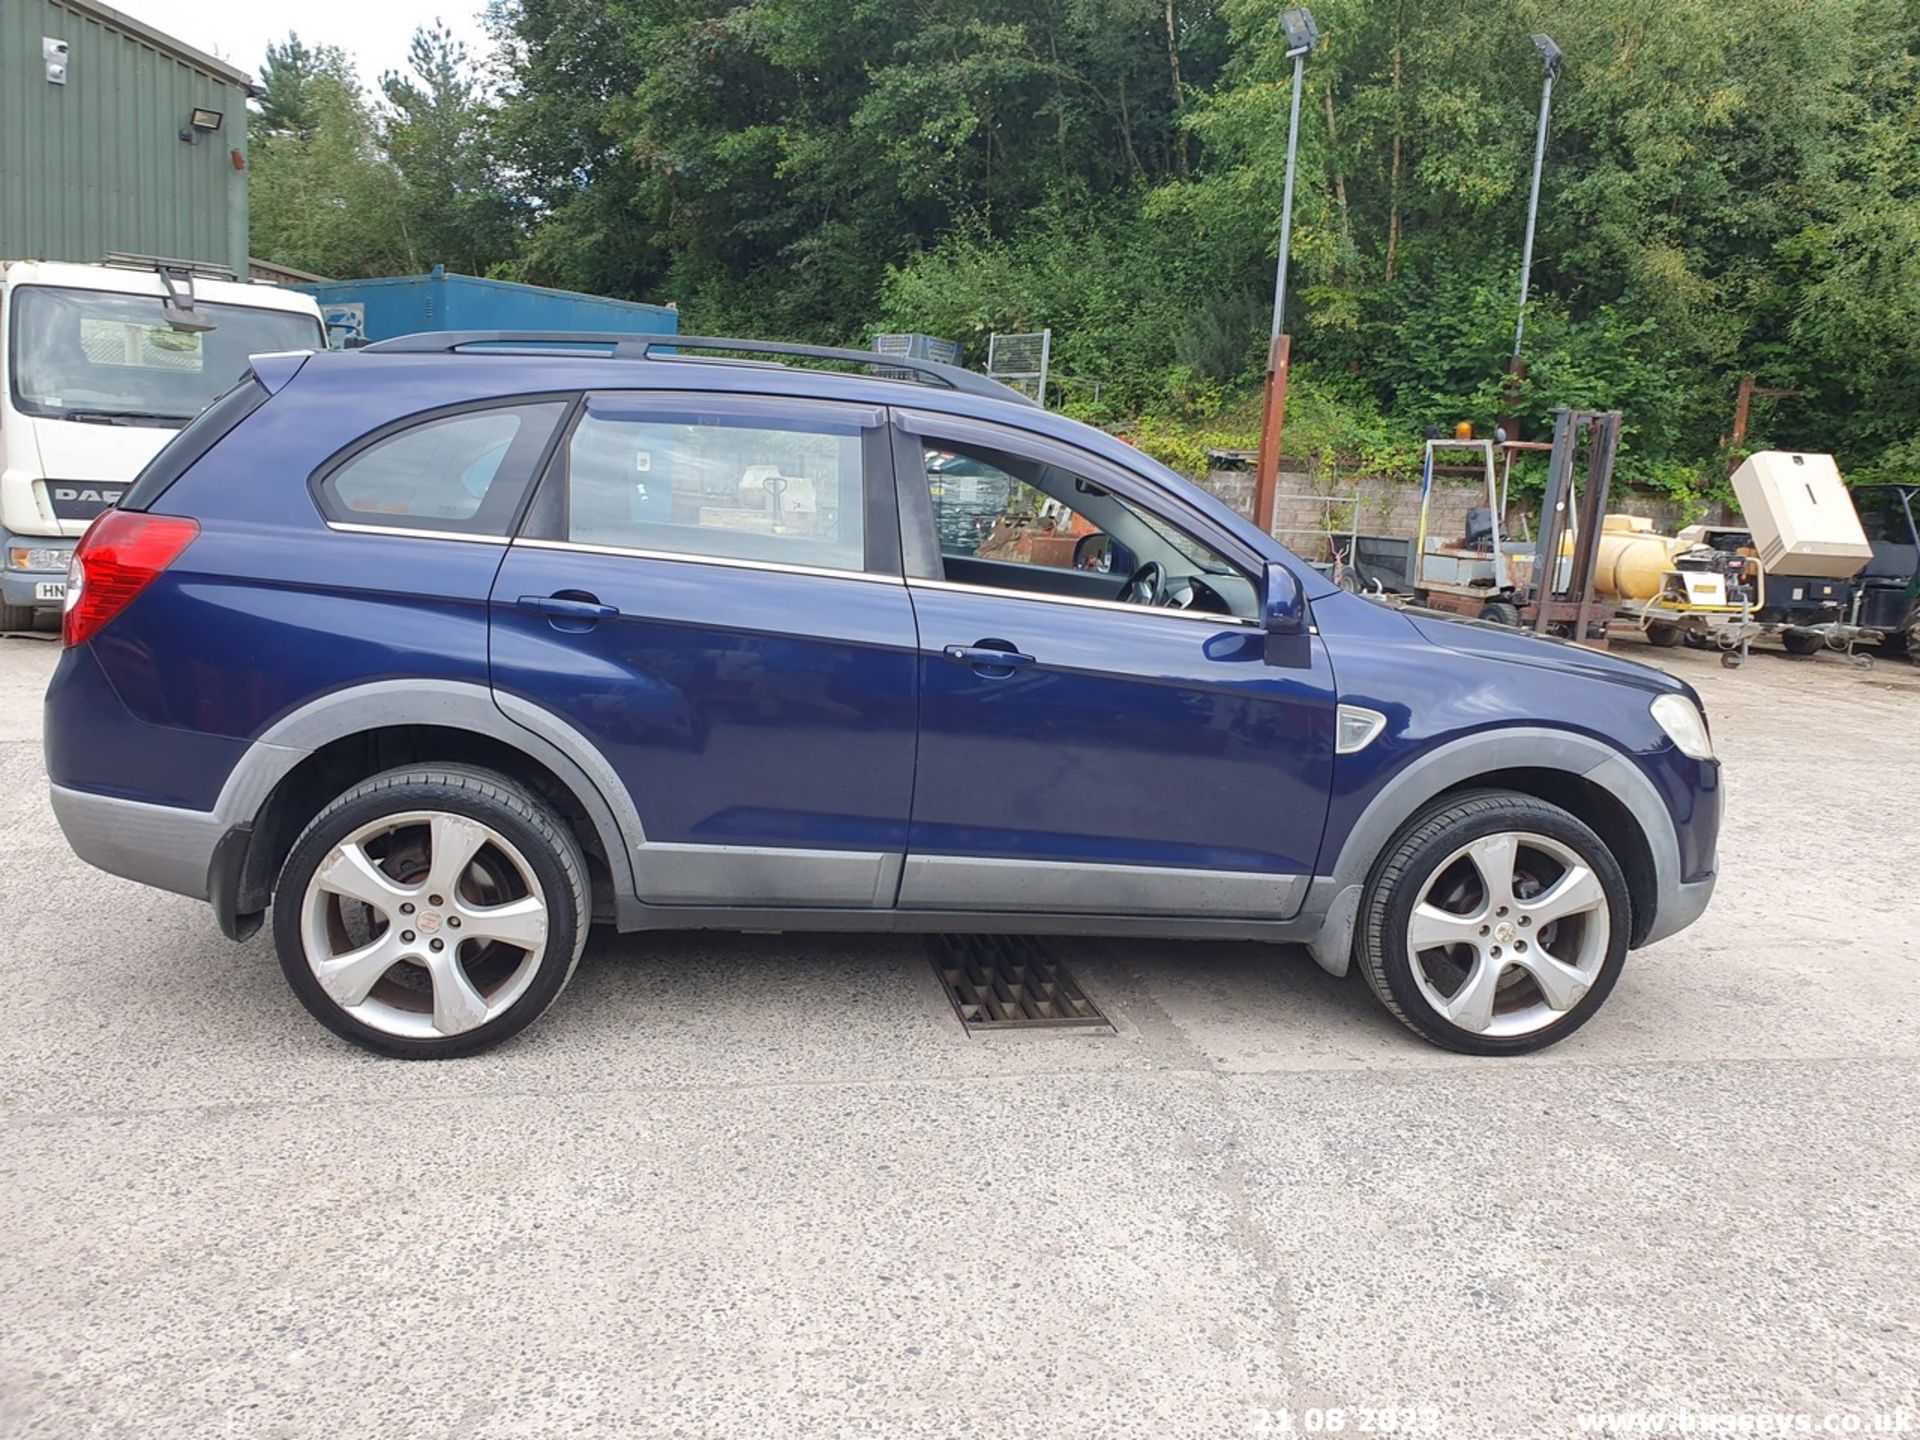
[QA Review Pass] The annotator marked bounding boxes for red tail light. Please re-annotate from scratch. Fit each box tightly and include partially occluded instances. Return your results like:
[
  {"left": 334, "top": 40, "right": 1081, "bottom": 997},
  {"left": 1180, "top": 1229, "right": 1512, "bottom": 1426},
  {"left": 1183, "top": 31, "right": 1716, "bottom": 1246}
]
[{"left": 62, "top": 511, "right": 200, "bottom": 648}]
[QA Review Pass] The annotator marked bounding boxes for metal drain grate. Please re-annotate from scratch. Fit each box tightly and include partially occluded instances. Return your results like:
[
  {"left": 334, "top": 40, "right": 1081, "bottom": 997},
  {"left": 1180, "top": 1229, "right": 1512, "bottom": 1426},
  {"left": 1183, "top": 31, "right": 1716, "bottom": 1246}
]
[{"left": 929, "top": 934, "right": 1112, "bottom": 1032}]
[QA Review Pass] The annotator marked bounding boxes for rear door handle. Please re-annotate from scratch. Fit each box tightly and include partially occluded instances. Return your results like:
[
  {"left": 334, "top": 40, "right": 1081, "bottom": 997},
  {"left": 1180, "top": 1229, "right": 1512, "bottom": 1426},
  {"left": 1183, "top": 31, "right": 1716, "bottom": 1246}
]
[
  {"left": 517, "top": 594, "right": 619, "bottom": 621},
  {"left": 942, "top": 644, "right": 1035, "bottom": 669}
]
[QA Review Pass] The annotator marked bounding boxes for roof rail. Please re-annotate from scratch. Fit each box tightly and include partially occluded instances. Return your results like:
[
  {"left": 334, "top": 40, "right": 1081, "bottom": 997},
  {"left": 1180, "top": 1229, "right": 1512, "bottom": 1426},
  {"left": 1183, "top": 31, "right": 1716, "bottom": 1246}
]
[
  {"left": 102, "top": 252, "right": 239, "bottom": 281},
  {"left": 356, "top": 331, "right": 1038, "bottom": 407}
]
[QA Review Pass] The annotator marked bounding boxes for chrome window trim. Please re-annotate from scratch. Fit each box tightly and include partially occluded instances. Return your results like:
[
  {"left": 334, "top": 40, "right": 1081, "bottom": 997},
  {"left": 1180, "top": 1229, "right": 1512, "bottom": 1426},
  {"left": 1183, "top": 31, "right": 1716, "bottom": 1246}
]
[
  {"left": 512, "top": 535, "right": 903, "bottom": 585},
  {"left": 324, "top": 521, "right": 509, "bottom": 546},
  {"left": 909, "top": 576, "right": 1264, "bottom": 628}
]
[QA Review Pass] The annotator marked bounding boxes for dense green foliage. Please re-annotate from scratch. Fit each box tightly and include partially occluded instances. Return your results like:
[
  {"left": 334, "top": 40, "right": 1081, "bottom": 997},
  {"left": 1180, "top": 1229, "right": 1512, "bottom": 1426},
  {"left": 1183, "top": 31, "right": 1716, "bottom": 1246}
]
[{"left": 249, "top": 0, "right": 1920, "bottom": 491}]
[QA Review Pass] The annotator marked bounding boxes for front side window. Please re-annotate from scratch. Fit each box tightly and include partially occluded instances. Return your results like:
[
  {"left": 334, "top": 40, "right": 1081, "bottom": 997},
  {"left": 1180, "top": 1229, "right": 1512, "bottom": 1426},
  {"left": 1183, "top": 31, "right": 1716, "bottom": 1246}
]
[
  {"left": 317, "top": 402, "right": 567, "bottom": 536},
  {"left": 8, "top": 285, "right": 325, "bottom": 426},
  {"left": 917, "top": 438, "right": 1257, "bottom": 619},
  {"left": 564, "top": 398, "right": 867, "bottom": 572}
]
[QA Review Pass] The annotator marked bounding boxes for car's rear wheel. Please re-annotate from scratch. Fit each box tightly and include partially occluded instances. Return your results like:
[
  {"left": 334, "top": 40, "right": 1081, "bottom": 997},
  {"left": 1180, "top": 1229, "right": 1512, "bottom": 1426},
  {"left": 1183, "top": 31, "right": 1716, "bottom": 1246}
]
[
  {"left": 1358, "top": 791, "right": 1631, "bottom": 1055},
  {"left": 272, "top": 766, "right": 588, "bottom": 1059}
]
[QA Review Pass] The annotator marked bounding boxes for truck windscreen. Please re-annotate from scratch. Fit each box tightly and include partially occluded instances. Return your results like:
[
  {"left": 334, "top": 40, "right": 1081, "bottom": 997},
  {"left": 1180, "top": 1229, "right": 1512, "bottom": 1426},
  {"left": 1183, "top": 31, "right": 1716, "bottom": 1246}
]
[{"left": 8, "top": 285, "right": 323, "bottom": 427}]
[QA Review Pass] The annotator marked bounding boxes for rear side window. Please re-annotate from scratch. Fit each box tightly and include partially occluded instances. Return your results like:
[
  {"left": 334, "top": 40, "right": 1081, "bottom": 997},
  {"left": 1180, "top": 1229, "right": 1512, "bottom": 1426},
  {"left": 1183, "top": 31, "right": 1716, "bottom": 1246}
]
[
  {"left": 119, "top": 377, "right": 269, "bottom": 512},
  {"left": 316, "top": 402, "right": 568, "bottom": 536},
  {"left": 563, "top": 396, "right": 869, "bottom": 572}
]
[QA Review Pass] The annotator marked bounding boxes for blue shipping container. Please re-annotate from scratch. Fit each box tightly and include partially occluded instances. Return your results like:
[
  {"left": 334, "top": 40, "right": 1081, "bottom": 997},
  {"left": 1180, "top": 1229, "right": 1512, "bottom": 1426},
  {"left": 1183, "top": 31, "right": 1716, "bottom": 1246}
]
[{"left": 295, "top": 266, "right": 679, "bottom": 344}]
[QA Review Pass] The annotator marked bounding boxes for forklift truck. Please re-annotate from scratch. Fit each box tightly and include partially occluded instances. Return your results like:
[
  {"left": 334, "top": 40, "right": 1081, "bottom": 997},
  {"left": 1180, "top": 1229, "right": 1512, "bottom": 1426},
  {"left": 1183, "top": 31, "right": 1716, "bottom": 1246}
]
[{"left": 1397, "top": 410, "right": 1618, "bottom": 641}]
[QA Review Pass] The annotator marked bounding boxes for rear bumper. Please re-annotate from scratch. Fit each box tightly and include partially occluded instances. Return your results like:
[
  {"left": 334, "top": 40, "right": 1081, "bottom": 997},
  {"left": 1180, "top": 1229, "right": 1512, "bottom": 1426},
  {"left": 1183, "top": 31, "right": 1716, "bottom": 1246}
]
[{"left": 48, "top": 783, "right": 223, "bottom": 900}]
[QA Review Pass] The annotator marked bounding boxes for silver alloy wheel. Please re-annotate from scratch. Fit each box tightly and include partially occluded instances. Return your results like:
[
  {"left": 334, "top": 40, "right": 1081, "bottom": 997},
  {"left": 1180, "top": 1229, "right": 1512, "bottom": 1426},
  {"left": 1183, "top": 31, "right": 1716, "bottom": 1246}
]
[
  {"left": 298, "top": 809, "right": 551, "bottom": 1040},
  {"left": 1405, "top": 830, "right": 1611, "bottom": 1038}
]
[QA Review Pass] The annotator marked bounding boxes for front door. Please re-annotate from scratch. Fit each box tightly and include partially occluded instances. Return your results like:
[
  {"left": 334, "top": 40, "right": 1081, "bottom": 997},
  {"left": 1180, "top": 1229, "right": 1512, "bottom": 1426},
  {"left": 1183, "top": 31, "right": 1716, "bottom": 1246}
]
[
  {"left": 893, "top": 411, "right": 1336, "bottom": 918},
  {"left": 489, "top": 391, "right": 917, "bottom": 909}
]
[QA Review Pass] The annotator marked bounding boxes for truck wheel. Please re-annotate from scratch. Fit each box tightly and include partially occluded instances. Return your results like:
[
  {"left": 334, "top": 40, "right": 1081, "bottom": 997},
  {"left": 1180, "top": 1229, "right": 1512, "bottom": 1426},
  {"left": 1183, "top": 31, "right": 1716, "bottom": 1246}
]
[
  {"left": 1781, "top": 630, "right": 1824, "bottom": 657},
  {"left": 1645, "top": 624, "right": 1681, "bottom": 648},
  {"left": 272, "top": 765, "right": 590, "bottom": 1059},
  {"left": 1357, "top": 791, "right": 1631, "bottom": 1056},
  {"left": 1477, "top": 601, "right": 1520, "bottom": 628},
  {"left": 0, "top": 601, "right": 37, "bottom": 633}
]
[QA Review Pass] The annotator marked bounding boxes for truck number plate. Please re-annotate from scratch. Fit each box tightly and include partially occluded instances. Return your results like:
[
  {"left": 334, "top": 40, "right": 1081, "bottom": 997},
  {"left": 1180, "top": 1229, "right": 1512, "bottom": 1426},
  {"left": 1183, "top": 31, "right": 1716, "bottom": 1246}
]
[{"left": 35, "top": 581, "right": 66, "bottom": 602}]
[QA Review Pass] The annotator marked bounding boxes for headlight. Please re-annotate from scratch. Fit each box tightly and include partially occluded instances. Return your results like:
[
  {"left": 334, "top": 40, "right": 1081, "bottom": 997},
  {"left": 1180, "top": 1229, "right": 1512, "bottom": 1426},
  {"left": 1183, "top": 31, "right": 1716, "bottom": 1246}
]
[
  {"left": 7, "top": 545, "right": 73, "bottom": 572},
  {"left": 1650, "top": 693, "right": 1714, "bottom": 761}
]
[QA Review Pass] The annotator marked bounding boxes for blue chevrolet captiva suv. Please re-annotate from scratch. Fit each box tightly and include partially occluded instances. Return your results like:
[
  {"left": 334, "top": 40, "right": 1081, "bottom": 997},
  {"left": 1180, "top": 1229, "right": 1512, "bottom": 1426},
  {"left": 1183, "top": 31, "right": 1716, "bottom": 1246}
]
[{"left": 45, "top": 333, "right": 1721, "bottom": 1059}]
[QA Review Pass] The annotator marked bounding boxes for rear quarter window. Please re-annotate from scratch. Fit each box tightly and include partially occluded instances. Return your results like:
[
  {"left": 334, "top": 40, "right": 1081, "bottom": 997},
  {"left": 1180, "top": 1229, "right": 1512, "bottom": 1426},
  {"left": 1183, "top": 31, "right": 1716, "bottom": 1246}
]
[{"left": 313, "top": 401, "right": 570, "bottom": 537}]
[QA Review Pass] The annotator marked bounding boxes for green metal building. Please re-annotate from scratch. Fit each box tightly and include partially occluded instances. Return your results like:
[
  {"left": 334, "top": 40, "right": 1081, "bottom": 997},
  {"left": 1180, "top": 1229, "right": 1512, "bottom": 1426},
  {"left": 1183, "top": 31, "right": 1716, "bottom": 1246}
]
[{"left": 1, "top": 0, "right": 252, "bottom": 273}]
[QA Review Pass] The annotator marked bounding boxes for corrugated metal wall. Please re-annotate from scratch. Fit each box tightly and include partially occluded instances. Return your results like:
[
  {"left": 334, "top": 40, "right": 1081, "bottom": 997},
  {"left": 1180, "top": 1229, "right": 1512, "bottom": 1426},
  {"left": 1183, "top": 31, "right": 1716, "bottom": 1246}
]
[
  {"left": 297, "top": 272, "right": 682, "bottom": 342},
  {"left": 1, "top": 0, "right": 249, "bottom": 271}
]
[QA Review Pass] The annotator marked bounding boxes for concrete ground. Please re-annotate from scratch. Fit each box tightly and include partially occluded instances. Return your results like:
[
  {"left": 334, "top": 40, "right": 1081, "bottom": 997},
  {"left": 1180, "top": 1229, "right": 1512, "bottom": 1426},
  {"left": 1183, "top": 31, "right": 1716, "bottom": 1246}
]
[{"left": 1, "top": 629, "right": 1916, "bottom": 1439}]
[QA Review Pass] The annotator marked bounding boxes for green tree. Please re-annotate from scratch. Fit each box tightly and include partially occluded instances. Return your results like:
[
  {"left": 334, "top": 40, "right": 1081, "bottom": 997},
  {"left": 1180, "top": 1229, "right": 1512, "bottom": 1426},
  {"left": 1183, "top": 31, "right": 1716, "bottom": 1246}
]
[
  {"left": 250, "top": 46, "right": 416, "bottom": 278},
  {"left": 379, "top": 24, "right": 521, "bottom": 276},
  {"left": 253, "top": 0, "right": 1920, "bottom": 487},
  {"left": 253, "top": 33, "right": 349, "bottom": 140}
]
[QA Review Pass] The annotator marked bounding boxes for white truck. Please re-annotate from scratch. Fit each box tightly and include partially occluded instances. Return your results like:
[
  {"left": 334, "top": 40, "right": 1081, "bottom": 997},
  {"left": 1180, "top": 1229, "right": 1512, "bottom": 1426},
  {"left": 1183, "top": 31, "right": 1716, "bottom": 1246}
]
[{"left": 1, "top": 256, "right": 326, "bottom": 629}]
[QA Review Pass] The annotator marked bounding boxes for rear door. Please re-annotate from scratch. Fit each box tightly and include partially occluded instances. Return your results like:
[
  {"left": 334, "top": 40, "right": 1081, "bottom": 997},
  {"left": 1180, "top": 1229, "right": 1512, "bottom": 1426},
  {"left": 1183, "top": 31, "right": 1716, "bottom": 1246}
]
[
  {"left": 892, "top": 409, "right": 1337, "bottom": 918},
  {"left": 489, "top": 391, "right": 918, "bottom": 909}
]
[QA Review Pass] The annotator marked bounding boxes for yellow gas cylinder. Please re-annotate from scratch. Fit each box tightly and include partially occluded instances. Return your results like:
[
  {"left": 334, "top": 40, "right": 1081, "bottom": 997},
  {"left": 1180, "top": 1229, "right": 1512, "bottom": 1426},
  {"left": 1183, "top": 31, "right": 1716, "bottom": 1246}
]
[{"left": 1591, "top": 514, "right": 1686, "bottom": 600}]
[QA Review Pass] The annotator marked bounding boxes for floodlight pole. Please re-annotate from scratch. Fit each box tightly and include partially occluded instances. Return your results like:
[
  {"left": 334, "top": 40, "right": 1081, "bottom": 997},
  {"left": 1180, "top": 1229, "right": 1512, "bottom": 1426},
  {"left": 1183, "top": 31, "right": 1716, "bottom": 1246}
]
[
  {"left": 1253, "top": 12, "right": 1317, "bottom": 537},
  {"left": 1503, "top": 34, "right": 1561, "bottom": 435}
]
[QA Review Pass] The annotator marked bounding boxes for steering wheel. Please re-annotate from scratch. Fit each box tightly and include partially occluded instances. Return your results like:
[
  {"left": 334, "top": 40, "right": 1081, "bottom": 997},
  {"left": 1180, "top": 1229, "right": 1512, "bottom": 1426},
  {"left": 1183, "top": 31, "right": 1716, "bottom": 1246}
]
[{"left": 1118, "top": 559, "right": 1167, "bottom": 607}]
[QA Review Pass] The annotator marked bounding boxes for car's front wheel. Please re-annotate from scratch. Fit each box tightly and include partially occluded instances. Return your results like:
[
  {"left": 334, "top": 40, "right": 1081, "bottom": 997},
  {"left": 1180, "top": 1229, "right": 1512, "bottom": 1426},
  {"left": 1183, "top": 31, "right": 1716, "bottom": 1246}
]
[
  {"left": 272, "top": 765, "right": 589, "bottom": 1058},
  {"left": 1357, "top": 791, "right": 1631, "bottom": 1055}
]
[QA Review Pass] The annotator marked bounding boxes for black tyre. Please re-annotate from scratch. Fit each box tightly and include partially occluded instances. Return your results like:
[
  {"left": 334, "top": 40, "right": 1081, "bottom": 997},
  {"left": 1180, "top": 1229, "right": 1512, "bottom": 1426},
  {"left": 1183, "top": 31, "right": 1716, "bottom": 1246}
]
[
  {"left": 0, "top": 601, "right": 39, "bottom": 632},
  {"left": 1478, "top": 601, "right": 1520, "bottom": 628},
  {"left": 1357, "top": 790, "right": 1632, "bottom": 1056},
  {"left": 1781, "top": 630, "right": 1824, "bottom": 657},
  {"left": 272, "top": 765, "right": 590, "bottom": 1059},
  {"left": 1645, "top": 623, "right": 1681, "bottom": 648}
]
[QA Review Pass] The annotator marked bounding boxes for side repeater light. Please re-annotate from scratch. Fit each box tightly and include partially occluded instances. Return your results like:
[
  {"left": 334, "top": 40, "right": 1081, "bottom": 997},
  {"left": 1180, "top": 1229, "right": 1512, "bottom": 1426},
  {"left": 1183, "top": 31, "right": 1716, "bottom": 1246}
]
[{"left": 1335, "top": 704, "right": 1387, "bottom": 755}]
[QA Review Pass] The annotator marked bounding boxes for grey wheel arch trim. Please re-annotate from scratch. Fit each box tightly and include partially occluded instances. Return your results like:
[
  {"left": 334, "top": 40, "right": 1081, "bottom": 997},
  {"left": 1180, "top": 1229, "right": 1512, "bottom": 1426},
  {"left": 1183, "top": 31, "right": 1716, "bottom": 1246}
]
[
  {"left": 1303, "top": 726, "right": 1689, "bottom": 977},
  {"left": 214, "top": 680, "right": 643, "bottom": 894}
]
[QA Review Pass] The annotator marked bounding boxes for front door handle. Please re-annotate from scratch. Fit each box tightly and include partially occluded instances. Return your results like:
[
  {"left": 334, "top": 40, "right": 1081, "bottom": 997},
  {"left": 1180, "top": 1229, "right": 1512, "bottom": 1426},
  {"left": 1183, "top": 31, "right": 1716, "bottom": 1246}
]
[
  {"left": 942, "top": 643, "right": 1035, "bottom": 671},
  {"left": 517, "top": 593, "right": 619, "bottom": 620}
]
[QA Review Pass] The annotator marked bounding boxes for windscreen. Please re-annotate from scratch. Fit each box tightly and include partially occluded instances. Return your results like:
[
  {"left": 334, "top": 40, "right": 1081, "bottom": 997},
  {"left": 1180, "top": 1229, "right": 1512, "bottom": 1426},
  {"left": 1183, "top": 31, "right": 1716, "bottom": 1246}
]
[{"left": 8, "top": 284, "right": 323, "bottom": 427}]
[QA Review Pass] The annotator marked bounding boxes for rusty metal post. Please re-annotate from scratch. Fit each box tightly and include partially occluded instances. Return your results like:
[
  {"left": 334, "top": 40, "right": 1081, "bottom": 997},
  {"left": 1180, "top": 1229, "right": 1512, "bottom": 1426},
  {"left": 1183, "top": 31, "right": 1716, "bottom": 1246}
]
[
  {"left": 1499, "top": 355, "right": 1527, "bottom": 441},
  {"left": 1725, "top": 376, "right": 1800, "bottom": 473},
  {"left": 1729, "top": 375, "right": 1756, "bottom": 455},
  {"left": 1253, "top": 332, "right": 1292, "bottom": 535}
]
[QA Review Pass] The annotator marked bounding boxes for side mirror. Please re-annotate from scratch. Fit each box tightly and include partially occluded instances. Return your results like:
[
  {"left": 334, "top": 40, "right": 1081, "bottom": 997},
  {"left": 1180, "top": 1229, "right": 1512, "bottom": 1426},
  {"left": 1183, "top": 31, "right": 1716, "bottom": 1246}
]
[{"left": 1262, "top": 562, "right": 1306, "bottom": 634}]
